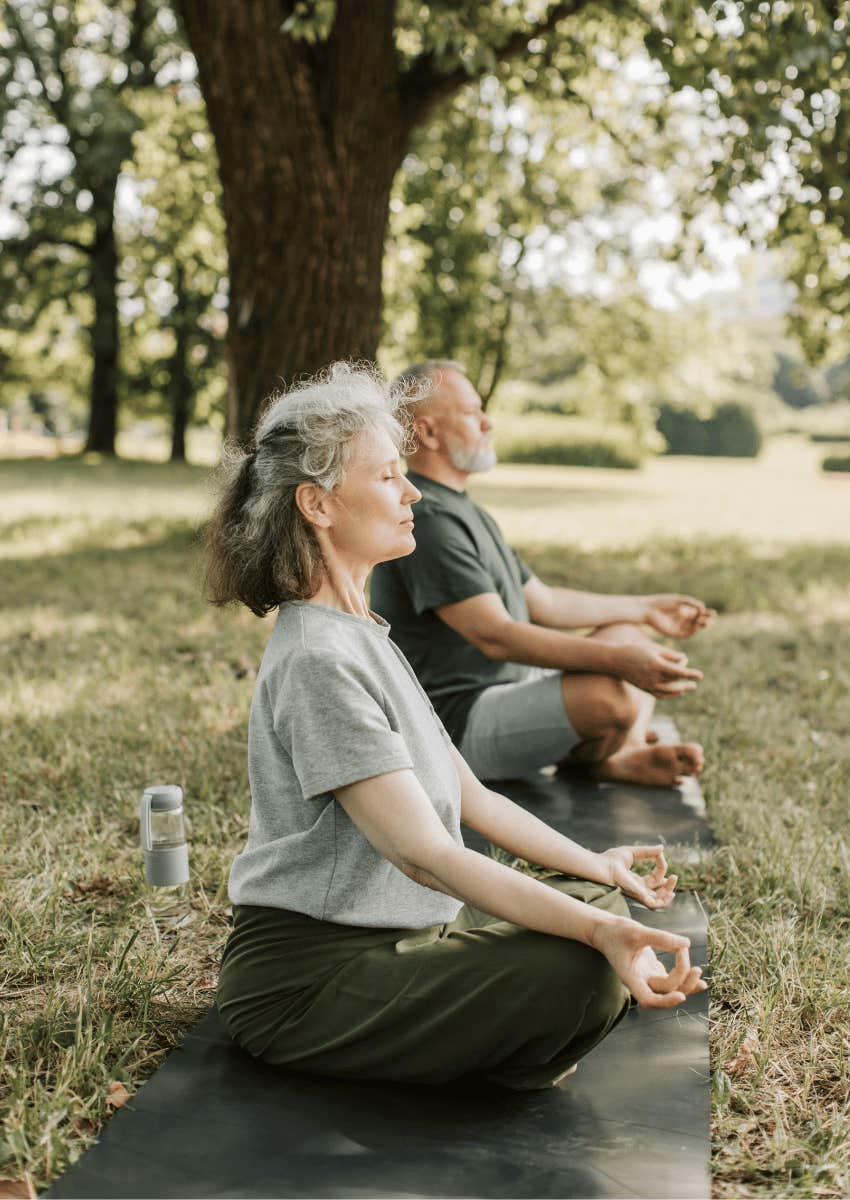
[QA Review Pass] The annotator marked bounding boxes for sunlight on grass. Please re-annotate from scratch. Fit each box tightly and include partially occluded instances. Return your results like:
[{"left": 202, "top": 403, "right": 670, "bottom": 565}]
[{"left": 1, "top": 450, "right": 849, "bottom": 1195}]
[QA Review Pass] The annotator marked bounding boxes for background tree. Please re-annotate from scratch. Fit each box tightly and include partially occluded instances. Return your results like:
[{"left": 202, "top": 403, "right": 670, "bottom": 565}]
[
  {"left": 119, "top": 89, "right": 227, "bottom": 460},
  {"left": 383, "top": 24, "right": 717, "bottom": 410},
  {"left": 0, "top": 0, "right": 180, "bottom": 454},
  {"left": 649, "top": 1, "right": 850, "bottom": 363},
  {"left": 181, "top": 0, "right": 850, "bottom": 438},
  {"left": 180, "top": 0, "right": 691, "bottom": 437}
]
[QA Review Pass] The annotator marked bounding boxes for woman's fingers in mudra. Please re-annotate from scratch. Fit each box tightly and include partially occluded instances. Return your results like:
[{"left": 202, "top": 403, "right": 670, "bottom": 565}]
[
  {"left": 595, "top": 921, "right": 707, "bottom": 1010},
  {"left": 636, "top": 872, "right": 678, "bottom": 909},
  {"left": 632, "top": 938, "right": 707, "bottom": 1009},
  {"left": 605, "top": 844, "right": 677, "bottom": 908}
]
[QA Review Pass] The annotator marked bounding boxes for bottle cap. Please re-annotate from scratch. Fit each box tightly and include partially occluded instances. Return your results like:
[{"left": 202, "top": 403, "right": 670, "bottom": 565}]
[{"left": 144, "top": 784, "right": 183, "bottom": 812}]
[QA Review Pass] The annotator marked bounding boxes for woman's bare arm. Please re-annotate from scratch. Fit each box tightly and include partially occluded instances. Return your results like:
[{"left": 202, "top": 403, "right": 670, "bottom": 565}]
[
  {"left": 450, "top": 745, "right": 680, "bottom": 911},
  {"left": 333, "top": 767, "right": 706, "bottom": 1008}
]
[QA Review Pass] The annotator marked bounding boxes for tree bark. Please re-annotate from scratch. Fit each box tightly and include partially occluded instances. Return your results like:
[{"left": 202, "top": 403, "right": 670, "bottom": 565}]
[
  {"left": 169, "top": 265, "right": 193, "bottom": 462},
  {"left": 84, "top": 187, "right": 120, "bottom": 455},
  {"left": 180, "top": 1, "right": 587, "bottom": 438},
  {"left": 180, "top": 0, "right": 413, "bottom": 439}
]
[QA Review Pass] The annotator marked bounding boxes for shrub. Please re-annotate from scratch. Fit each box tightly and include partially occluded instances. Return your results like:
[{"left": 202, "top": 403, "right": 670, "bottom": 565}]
[
  {"left": 494, "top": 424, "right": 641, "bottom": 469},
  {"left": 810, "top": 432, "right": 850, "bottom": 444},
  {"left": 657, "top": 401, "right": 762, "bottom": 457},
  {"left": 656, "top": 406, "right": 709, "bottom": 456},
  {"left": 822, "top": 455, "right": 850, "bottom": 473}
]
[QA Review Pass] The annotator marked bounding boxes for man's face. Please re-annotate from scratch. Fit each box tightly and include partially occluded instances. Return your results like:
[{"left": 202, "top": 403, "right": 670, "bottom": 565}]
[{"left": 423, "top": 369, "right": 496, "bottom": 474}]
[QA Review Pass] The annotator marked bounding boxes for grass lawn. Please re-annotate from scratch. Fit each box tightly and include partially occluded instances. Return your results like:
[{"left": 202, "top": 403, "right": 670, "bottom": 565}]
[{"left": 1, "top": 442, "right": 849, "bottom": 1197}]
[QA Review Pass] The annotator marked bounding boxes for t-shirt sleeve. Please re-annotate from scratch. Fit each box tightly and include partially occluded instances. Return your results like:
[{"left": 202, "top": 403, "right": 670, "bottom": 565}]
[
  {"left": 395, "top": 511, "right": 498, "bottom": 614},
  {"left": 512, "top": 547, "right": 533, "bottom": 585},
  {"left": 270, "top": 652, "right": 414, "bottom": 801}
]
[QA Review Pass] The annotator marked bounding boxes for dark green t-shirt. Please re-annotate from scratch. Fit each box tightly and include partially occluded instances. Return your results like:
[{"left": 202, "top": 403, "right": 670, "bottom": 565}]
[{"left": 369, "top": 471, "right": 535, "bottom": 743}]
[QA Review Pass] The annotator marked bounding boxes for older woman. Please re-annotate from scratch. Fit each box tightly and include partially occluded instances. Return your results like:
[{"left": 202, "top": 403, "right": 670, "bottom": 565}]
[{"left": 206, "top": 363, "right": 705, "bottom": 1091}]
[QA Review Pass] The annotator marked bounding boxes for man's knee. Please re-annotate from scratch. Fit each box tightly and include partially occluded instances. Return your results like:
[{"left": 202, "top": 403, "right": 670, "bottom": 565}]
[{"left": 563, "top": 675, "right": 639, "bottom": 745}]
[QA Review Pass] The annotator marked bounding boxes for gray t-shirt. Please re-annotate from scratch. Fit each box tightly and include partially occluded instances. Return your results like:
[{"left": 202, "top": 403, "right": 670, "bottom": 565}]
[{"left": 228, "top": 600, "right": 464, "bottom": 928}]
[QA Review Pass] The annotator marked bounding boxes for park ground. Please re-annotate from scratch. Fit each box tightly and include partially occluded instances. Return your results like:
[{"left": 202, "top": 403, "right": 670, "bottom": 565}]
[{"left": 1, "top": 436, "right": 849, "bottom": 1197}]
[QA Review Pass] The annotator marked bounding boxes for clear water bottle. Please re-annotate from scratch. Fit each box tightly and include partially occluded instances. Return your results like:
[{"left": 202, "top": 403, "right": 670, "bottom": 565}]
[{"left": 140, "top": 784, "right": 190, "bottom": 889}]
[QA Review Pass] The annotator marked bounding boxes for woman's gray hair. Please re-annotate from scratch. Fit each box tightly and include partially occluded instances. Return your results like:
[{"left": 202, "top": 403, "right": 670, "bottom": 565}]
[{"left": 203, "top": 361, "right": 426, "bottom": 616}]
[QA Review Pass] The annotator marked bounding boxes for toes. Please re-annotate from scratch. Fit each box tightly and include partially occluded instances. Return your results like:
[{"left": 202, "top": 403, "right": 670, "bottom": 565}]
[{"left": 674, "top": 743, "right": 704, "bottom": 774}]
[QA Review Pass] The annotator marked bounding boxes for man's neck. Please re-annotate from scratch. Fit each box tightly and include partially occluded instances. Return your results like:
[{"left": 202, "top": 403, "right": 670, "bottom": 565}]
[{"left": 405, "top": 455, "right": 469, "bottom": 493}]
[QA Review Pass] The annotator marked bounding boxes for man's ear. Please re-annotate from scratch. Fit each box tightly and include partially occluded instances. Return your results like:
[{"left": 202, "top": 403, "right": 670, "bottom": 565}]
[
  {"left": 413, "top": 413, "right": 441, "bottom": 451},
  {"left": 295, "top": 482, "right": 334, "bottom": 529}
]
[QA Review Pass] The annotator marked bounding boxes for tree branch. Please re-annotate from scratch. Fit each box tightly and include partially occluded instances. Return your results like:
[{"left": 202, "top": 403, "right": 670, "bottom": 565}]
[
  {"left": 5, "top": 3, "right": 73, "bottom": 132},
  {"left": 118, "top": 0, "right": 158, "bottom": 91},
  {"left": 2, "top": 231, "right": 92, "bottom": 258},
  {"left": 400, "top": 0, "right": 590, "bottom": 123}
]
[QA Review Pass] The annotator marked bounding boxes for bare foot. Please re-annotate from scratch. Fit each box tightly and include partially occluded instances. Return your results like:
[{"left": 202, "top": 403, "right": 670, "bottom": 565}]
[
  {"left": 645, "top": 729, "right": 660, "bottom": 745},
  {"left": 594, "top": 742, "right": 704, "bottom": 788}
]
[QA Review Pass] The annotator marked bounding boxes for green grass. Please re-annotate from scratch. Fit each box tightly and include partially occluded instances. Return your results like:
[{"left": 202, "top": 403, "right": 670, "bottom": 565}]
[{"left": 1, "top": 451, "right": 849, "bottom": 1196}]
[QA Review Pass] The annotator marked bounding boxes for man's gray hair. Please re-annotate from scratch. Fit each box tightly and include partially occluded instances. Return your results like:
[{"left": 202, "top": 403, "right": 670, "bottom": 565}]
[
  {"left": 204, "top": 361, "right": 414, "bottom": 616},
  {"left": 392, "top": 359, "right": 467, "bottom": 409}
]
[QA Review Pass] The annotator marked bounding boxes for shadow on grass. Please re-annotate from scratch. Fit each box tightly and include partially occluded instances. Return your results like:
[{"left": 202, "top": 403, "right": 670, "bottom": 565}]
[{"left": 3, "top": 528, "right": 850, "bottom": 622}]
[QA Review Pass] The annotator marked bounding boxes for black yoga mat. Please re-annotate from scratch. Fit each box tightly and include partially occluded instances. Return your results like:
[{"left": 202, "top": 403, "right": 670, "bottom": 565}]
[{"left": 46, "top": 720, "right": 712, "bottom": 1200}]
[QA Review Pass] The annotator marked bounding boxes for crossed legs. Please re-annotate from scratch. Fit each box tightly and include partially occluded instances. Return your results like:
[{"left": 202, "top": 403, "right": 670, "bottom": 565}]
[{"left": 559, "top": 622, "right": 704, "bottom": 788}]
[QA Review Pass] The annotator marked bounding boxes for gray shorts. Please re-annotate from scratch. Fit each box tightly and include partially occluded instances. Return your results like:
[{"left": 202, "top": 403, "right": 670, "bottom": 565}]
[{"left": 457, "top": 668, "right": 581, "bottom": 781}]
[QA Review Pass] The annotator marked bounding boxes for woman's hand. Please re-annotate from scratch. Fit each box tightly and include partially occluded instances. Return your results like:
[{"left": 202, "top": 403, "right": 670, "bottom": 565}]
[
  {"left": 591, "top": 918, "right": 707, "bottom": 1009},
  {"left": 643, "top": 594, "right": 716, "bottom": 639},
  {"left": 600, "top": 844, "right": 677, "bottom": 910}
]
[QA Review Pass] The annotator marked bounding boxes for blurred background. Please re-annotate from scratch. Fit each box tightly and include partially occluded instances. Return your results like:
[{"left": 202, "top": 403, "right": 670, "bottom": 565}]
[
  {"left": 2, "top": 1, "right": 850, "bottom": 484},
  {"left": 2, "top": 5, "right": 850, "bottom": 1197}
]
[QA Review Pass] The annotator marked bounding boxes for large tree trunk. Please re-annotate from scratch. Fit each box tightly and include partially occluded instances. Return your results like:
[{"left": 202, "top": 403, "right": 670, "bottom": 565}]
[
  {"left": 84, "top": 188, "right": 120, "bottom": 455},
  {"left": 180, "top": 1, "right": 413, "bottom": 440},
  {"left": 169, "top": 264, "right": 192, "bottom": 462}
]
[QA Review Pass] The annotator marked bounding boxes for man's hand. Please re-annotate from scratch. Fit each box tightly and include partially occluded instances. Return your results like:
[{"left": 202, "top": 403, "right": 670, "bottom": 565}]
[
  {"left": 591, "top": 919, "right": 707, "bottom": 1009},
  {"left": 643, "top": 594, "right": 715, "bottom": 639},
  {"left": 600, "top": 844, "right": 677, "bottom": 910},
  {"left": 614, "top": 642, "right": 702, "bottom": 697}
]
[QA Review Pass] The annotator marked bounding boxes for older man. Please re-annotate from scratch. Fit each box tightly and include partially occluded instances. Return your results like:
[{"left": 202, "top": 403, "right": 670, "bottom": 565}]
[{"left": 369, "top": 360, "right": 714, "bottom": 786}]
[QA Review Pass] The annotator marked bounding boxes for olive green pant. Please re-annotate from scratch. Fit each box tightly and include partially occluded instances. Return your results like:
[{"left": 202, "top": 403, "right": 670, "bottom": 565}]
[{"left": 216, "top": 873, "right": 631, "bottom": 1091}]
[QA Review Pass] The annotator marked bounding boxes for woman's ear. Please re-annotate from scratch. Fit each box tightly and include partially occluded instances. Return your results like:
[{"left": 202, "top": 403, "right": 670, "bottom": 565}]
[{"left": 295, "top": 482, "right": 333, "bottom": 529}]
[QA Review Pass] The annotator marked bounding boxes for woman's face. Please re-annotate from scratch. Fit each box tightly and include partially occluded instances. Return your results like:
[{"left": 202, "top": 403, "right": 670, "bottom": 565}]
[{"left": 326, "top": 426, "right": 422, "bottom": 566}]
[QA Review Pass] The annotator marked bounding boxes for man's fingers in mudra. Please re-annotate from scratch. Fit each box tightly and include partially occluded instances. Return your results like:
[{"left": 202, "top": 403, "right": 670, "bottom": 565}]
[
  {"left": 653, "top": 680, "right": 698, "bottom": 698},
  {"left": 660, "top": 646, "right": 688, "bottom": 664}
]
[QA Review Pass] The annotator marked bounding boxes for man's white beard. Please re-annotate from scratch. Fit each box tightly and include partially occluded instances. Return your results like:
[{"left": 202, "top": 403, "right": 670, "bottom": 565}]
[{"left": 447, "top": 439, "right": 497, "bottom": 474}]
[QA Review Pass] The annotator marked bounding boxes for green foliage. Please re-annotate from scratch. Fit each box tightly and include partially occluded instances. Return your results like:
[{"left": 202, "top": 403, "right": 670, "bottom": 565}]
[
  {"left": 649, "top": 1, "right": 850, "bottom": 361},
  {"left": 0, "top": 0, "right": 185, "bottom": 446},
  {"left": 657, "top": 401, "right": 762, "bottom": 457},
  {"left": 118, "top": 89, "right": 228, "bottom": 437},
  {"left": 772, "top": 352, "right": 826, "bottom": 409},
  {"left": 493, "top": 414, "right": 643, "bottom": 468},
  {"left": 497, "top": 434, "right": 641, "bottom": 469},
  {"left": 822, "top": 454, "right": 850, "bottom": 472}
]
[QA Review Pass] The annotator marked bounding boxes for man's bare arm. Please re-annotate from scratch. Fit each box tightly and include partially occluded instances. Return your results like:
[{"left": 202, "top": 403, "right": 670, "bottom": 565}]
[
  {"left": 434, "top": 592, "right": 701, "bottom": 697},
  {"left": 523, "top": 575, "right": 645, "bottom": 629},
  {"left": 524, "top": 576, "right": 715, "bottom": 637}
]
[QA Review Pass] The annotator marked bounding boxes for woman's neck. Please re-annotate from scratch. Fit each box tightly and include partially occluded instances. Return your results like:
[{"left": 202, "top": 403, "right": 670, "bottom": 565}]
[{"left": 308, "top": 564, "right": 373, "bottom": 621}]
